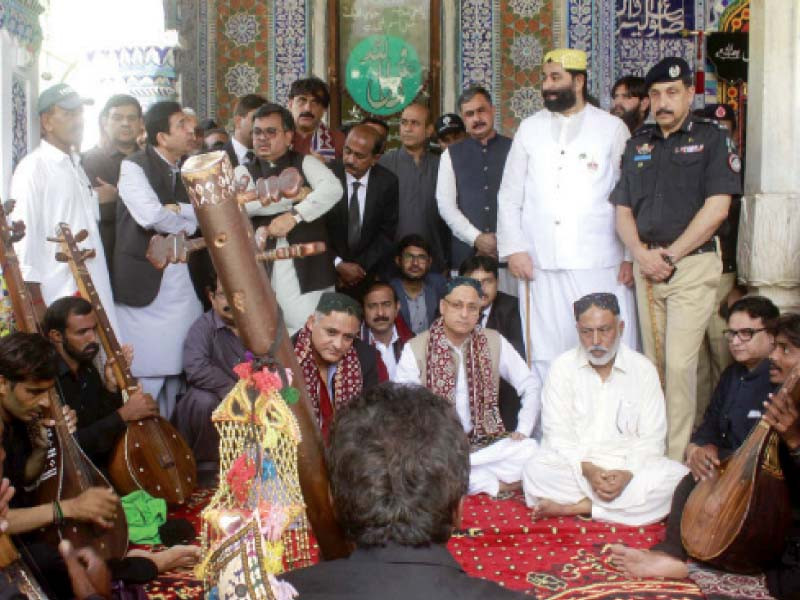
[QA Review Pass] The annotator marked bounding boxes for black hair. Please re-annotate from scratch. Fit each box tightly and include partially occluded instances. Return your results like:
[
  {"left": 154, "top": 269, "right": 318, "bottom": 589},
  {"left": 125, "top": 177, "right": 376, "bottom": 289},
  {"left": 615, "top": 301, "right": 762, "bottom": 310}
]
[
  {"left": 252, "top": 103, "right": 296, "bottom": 132},
  {"left": 396, "top": 234, "right": 432, "bottom": 257},
  {"left": 361, "top": 116, "right": 389, "bottom": 133},
  {"left": 144, "top": 101, "right": 183, "bottom": 147},
  {"left": 612, "top": 76, "right": 647, "bottom": 100},
  {"left": 573, "top": 293, "right": 621, "bottom": 320},
  {"left": 327, "top": 383, "right": 470, "bottom": 547},
  {"left": 233, "top": 94, "right": 268, "bottom": 118},
  {"left": 457, "top": 86, "right": 492, "bottom": 110},
  {"left": 566, "top": 69, "right": 589, "bottom": 102},
  {"left": 100, "top": 94, "right": 142, "bottom": 119},
  {"left": 458, "top": 255, "right": 498, "bottom": 277},
  {"left": 773, "top": 314, "right": 800, "bottom": 350},
  {"left": 362, "top": 279, "right": 398, "bottom": 305},
  {"left": 0, "top": 332, "right": 58, "bottom": 383},
  {"left": 288, "top": 77, "right": 331, "bottom": 108},
  {"left": 42, "top": 296, "right": 93, "bottom": 336},
  {"left": 727, "top": 295, "right": 779, "bottom": 325}
]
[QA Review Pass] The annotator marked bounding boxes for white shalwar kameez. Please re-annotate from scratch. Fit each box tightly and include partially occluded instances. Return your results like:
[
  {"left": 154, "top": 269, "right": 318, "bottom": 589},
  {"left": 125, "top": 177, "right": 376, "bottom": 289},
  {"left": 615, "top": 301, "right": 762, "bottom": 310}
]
[
  {"left": 396, "top": 333, "right": 541, "bottom": 496},
  {"left": 523, "top": 344, "right": 688, "bottom": 526},
  {"left": 116, "top": 158, "right": 202, "bottom": 417},
  {"left": 497, "top": 105, "right": 638, "bottom": 386}
]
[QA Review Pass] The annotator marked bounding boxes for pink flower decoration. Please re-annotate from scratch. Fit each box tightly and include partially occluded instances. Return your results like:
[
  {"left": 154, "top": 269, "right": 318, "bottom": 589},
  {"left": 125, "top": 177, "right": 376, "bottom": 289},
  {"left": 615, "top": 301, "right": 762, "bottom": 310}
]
[
  {"left": 252, "top": 368, "right": 282, "bottom": 395},
  {"left": 226, "top": 453, "right": 256, "bottom": 505},
  {"left": 233, "top": 361, "right": 253, "bottom": 381},
  {"left": 257, "top": 503, "right": 290, "bottom": 542}
]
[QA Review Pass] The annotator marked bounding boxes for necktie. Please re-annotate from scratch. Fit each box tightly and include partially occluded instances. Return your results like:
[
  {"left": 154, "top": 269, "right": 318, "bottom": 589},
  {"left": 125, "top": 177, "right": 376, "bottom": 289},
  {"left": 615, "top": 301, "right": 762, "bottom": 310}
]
[
  {"left": 244, "top": 150, "right": 255, "bottom": 164},
  {"left": 348, "top": 181, "right": 361, "bottom": 251}
]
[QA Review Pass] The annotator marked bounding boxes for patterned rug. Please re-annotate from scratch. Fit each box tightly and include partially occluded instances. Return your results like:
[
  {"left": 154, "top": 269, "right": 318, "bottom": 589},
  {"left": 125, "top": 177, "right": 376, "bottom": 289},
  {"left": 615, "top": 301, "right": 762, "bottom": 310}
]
[{"left": 143, "top": 489, "right": 773, "bottom": 599}]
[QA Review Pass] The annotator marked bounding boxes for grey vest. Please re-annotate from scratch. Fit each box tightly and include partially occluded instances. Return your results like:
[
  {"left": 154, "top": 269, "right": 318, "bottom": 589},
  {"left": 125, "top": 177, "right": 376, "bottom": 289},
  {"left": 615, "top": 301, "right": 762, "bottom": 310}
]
[
  {"left": 113, "top": 145, "right": 189, "bottom": 306},
  {"left": 447, "top": 134, "right": 512, "bottom": 269}
]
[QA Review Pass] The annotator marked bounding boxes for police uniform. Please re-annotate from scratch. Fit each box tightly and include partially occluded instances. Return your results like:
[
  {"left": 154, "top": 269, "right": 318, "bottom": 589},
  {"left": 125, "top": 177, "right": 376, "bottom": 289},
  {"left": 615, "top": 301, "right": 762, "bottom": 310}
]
[{"left": 610, "top": 58, "right": 742, "bottom": 460}]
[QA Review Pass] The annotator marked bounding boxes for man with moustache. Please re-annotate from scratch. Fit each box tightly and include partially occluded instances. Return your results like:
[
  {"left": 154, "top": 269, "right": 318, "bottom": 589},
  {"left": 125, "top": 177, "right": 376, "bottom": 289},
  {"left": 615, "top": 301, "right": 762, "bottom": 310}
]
[
  {"left": 612, "top": 300, "right": 800, "bottom": 599},
  {"left": 396, "top": 278, "right": 540, "bottom": 497},
  {"left": 360, "top": 280, "right": 413, "bottom": 382},
  {"left": 522, "top": 293, "right": 688, "bottom": 525},
  {"left": 611, "top": 57, "right": 742, "bottom": 460},
  {"left": 114, "top": 101, "right": 203, "bottom": 419},
  {"left": 236, "top": 102, "right": 342, "bottom": 334},
  {"left": 389, "top": 235, "right": 447, "bottom": 335},
  {"left": 497, "top": 48, "right": 638, "bottom": 390},
  {"left": 610, "top": 76, "right": 650, "bottom": 134},
  {"left": 82, "top": 94, "right": 144, "bottom": 270},
  {"left": 11, "top": 84, "right": 117, "bottom": 329},
  {"left": 287, "top": 77, "right": 344, "bottom": 162},
  {"left": 223, "top": 94, "right": 267, "bottom": 167},
  {"left": 293, "top": 293, "right": 379, "bottom": 443},
  {"left": 380, "top": 103, "right": 450, "bottom": 272},
  {"left": 436, "top": 87, "right": 513, "bottom": 292},
  {"left": 43, "top": 297, "right": 158, "bottom": 470}
]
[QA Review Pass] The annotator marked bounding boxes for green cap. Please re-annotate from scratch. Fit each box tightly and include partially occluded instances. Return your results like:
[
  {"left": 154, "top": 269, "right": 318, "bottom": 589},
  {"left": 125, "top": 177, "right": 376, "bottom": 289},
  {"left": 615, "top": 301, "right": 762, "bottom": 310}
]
[{"left": 37, "top": 84, "right": 92, "bottom": 114}]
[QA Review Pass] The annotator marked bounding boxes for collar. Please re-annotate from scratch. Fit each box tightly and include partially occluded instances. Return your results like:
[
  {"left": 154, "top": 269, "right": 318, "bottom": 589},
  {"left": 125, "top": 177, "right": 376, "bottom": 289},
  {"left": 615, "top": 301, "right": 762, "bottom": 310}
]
[
  {"left": 651, "top": 113, "right": 695, "bottom": 139},
  {"left": 467, "top": 130, "right": 498, "bottom": 148},
  {"left": 346, "top": 168, "right": 371, "bottom": 189},
  {"left": 742, "top": 358, "right": 772, "bottom": 381},
  {"left": 347, "top": 542, "right": 464, "bottom": 571},
  {"left": 231, "top": 137, "right": 248, "bottom": 157},
  {"left": 151, "top": 145, "right": 179, "bottom": 170},
  {"left": 552, "top": 103, "right": 588, "bottom": 121},
  {"left": 369, "top": 325, "right": 399, "bottom": 347},
  {"left": 56, "top": 353, "right": 91, "bottom": 380},
  {"left": 41, "top": 139, "right": 78, "bottom": 165},
  {"left": 210, "top": 310, "right": 233, "bottom": 331}
]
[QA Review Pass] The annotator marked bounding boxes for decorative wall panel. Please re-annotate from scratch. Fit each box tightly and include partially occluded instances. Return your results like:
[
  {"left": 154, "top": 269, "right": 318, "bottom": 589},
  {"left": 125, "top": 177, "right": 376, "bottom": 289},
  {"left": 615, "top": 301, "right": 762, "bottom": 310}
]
[{"left": 11, "top": 75, "right": 27, "bottom": 172}]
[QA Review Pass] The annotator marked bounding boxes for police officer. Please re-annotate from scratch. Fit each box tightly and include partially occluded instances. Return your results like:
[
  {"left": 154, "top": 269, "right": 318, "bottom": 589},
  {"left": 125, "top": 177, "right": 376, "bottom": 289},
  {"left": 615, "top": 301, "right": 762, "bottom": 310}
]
[{"left": 611, "top": 57, "right": 742, "bottom": 461}]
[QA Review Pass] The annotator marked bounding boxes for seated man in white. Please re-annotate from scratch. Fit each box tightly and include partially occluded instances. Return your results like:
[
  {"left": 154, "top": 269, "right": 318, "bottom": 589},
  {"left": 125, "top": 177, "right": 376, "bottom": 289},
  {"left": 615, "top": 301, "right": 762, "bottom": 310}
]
[
  {"left": 523, "top": 292, "right": 688, "bottom": 526},
  {"left": 396, "top": 276, "right": 540, "bottom": 496}
]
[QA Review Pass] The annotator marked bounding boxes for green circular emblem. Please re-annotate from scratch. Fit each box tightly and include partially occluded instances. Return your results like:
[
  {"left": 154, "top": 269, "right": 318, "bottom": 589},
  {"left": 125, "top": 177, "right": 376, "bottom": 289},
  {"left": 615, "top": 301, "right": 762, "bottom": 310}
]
[{"left": 345, "top": 35, "right": 422, "bottom": 116}]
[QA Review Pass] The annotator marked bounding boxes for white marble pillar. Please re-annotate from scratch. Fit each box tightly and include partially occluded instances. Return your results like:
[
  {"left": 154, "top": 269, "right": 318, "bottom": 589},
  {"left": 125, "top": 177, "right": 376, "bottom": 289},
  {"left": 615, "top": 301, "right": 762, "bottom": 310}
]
[{"left": 737, "top": 0, "right": 800, "bottom": 312}]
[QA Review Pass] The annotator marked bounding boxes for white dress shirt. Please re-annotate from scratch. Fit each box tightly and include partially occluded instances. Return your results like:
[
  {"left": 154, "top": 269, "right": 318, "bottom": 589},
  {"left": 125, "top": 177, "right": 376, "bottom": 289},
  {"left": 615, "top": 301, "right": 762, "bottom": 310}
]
[
  {"left": 344, "top": 169, "right": 371, "bottom": 226},
  {"left": 497, "top": 104, "right": 630, "bottom": 269},
  {"left": 435, "top": 149, "right": 481, "bottom": 247},
  {"left": 231, "top": 137, "right": 250, "bottom": 165},
  {"left": 369, "top": 326, "right": 400, "bottom": 381},
  {"left": 10, "top": 140, "right": 119, "bottom": 331},
  {"left": 395, "top": 332, "right": 542, "bottom": 436}
]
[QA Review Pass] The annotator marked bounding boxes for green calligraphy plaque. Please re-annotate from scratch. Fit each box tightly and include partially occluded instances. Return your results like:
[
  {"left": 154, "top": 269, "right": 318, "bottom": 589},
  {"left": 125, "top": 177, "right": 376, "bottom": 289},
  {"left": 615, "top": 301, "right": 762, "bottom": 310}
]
[{"left": 345, "top": 35, "right": 422, "bottom": 116}]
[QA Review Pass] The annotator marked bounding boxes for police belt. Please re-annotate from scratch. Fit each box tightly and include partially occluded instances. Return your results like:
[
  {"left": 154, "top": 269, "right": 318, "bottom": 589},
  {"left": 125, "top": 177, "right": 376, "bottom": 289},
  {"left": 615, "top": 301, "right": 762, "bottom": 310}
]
[{"left": 644, "top": 237, "right": 717, "bottom": 257}]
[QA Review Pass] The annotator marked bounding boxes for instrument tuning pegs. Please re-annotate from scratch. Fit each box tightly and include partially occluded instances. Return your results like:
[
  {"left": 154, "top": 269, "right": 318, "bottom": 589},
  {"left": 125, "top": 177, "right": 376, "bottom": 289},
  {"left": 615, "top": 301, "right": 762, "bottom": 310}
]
[
  {"left": 74, "top": 229, "right": 90, "bottom": 243},
  {"left": 55, "top": 252, "right": 69, "bottom": 263},
  {"left": 81, "top": 249, "right": 96, "bottom": 260}
]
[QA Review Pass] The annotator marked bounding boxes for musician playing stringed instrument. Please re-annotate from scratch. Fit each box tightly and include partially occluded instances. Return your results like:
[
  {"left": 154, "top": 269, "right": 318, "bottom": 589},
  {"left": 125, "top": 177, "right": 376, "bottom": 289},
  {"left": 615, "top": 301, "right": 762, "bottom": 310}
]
[{"left": 611, "top": 302, "right": 800, "bottom": 599}]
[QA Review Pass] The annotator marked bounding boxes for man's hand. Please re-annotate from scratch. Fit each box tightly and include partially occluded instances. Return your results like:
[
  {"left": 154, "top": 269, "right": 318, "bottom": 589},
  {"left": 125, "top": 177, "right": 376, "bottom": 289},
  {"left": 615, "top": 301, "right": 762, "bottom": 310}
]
[
  {"left": 93, "top": 177, "right": 117, "bottom": 205},
  {"left": 59, "top": 540, "right": 112, "bottom": 600},
  {"left": 0, "top": 478, "right": 15, "bottom": 532},
  {"left": 336, "top": 261, "right": 366, "bottom": 287},
  {"left": 103, "top": 345, "right": 133, "bottom": 394},
  {"left": 763, "top": 392, "right": 800, "bottom": 450},
  {"left": 635, "top": 247, "right": 675, "bottom": 282},
  {"left": 474, "top": 232, "right": 498, "bottom": 257},
  {"left": 40, "top": 405, "right": 77, "bottom": 435},
  {"left": 599, "top": 470, "right": 633, "bottom": 501},
  {"left": 163, "top": 204, "right": 181, "bottom": 215},
  {"left": 617, "top": 261, "right": 634, "bottom": 287},
  {"left": 510, "top": 431, "right": 526, "bottom": 441},
  {"left": 118, "top": 389, "right": 159, "bottom": 423},
  {"left": 508, "top": 252, "right": 534, "bottom": 281},
  {"left": 266, "top": 213, "right": 297, "bottom": 238},
  {"left": 62, "top": 487, "right": 119, "bottom": 529},
  {"left": 686, "top": 443, "right": 720, "bottom": 481}
]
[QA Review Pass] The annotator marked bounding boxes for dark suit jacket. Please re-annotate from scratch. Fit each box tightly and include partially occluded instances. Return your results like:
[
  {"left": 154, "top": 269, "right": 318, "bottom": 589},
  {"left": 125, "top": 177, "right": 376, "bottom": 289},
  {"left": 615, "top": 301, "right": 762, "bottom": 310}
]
[
  {"left": 222, "top": 139, "right": 240, "bottom": 168},
  {"left": 282, "top": 543, "right": 529, "bottom": 600},
  {"left": 390, "top": 273, "right": 447, "bottom": 334},
  {"left": 327, "top": 162, "right": 399, "bottom": 276},
  {"left": 486, "top": 291, "right": 526, "bottom": 431}
]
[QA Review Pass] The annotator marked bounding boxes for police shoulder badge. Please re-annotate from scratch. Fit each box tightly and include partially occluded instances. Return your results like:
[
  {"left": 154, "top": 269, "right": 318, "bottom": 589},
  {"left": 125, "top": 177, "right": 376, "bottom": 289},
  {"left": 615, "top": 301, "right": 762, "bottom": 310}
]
[
  {"left": 715, "top": 106, "right": 726, "bottom": 119},
  {"left": 669, "top": 64, "right": 680, "bottom": 78},
  {"left": 728, "top": 153, "right": 742, "bottom": 173}
]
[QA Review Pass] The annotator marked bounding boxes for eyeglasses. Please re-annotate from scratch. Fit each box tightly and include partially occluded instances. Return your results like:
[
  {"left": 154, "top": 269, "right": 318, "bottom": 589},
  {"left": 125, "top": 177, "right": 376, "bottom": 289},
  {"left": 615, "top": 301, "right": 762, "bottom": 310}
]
[
  {"left": 401, "top": 252, "right": 430, "bottom": 263},
  {"left": 252, "top": 127, "right": 284, "bottom": 139},
  {"left": 443, "top": 298, "right": 481, "bottom": 315},
  {"left": 723, "top": 327, "right": 767, "bottom": 342}
]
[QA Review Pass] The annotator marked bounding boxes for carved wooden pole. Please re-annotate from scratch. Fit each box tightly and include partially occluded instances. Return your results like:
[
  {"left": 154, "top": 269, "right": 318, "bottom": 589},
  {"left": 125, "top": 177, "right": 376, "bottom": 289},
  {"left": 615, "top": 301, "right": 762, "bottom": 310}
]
[{"left": 180, "top": 151, "right": 349, "bottom": 560}]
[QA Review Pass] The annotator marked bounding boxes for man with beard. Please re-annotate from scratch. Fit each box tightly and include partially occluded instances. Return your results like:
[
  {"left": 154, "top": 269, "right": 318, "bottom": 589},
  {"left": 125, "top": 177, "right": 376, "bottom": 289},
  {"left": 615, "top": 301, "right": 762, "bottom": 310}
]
[
  {"left": 360, "top": 280, "right": 413, "bottom": 382},
  {"left": 497, "top": 48, "right": 638, "bottom": 391},
  {"left": 287, "top": 77, "right": 344, "bottom": 162},
  {"left": 43, "top": 296, "right": 158, "bottom": 469},
  {"left": 82, "top": 94, "right": 144, "bottom": 270},
  {"left": 396, "top": 278, "right": 540, "bottom": 497},
  {"left": 610, "top": 76, "right": 650, "bottom": 133},
  {"left": 436, "top": 87, "right": 513, "bottom": 293},
  {"left": 522, "top": 293, "right": 687, "bottom": 525},
  {"left": 389, "top": 235, "right": 447, "bottom": 335},
  {"left": 611, "top": 301, "right": 800, "bottom": 600},
  {"left": 611, "top": 57, "right": 742, "bottom": 460},
  {"left": 293, "top": 293, "right": 379, "bottom": 443}
]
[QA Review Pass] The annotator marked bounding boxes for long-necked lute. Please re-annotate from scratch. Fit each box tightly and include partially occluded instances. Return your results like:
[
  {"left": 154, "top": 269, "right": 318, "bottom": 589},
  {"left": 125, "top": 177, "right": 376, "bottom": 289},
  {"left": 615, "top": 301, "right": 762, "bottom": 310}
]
[
  {"left": 50, "top": 223, "right": 197, "bottom": 505},
  {"left": 680, "top": 362, "right": 800, "bottom": 572},
  {"left": 0, "top": 201, "right": 127, "bottom": 561}
]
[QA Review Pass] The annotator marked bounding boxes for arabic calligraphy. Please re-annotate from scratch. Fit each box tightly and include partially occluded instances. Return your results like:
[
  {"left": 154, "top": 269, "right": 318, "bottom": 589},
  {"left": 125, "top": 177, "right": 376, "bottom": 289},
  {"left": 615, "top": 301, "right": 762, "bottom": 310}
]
[
  {"left": 715, "top": 43, "right": 749, "bottom": 63},
  {"left": 615, "top": 0, "right": 685, "bottom": 37},
  {"left": 341, "top": 3, "right": 425, "bottom": 35}
]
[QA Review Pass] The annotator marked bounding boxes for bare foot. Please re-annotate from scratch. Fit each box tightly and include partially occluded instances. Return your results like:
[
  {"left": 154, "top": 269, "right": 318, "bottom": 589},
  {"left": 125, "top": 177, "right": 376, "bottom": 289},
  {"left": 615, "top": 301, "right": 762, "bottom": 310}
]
[
  {"left": 127, "top": 545, "right": 202, "bottom": 573},
  {"left": 609, "top": 544, "right": 688, "bottom": 579},
  {"left": 498, "top": 481, "right": 522, "bottom": 494},
  {"left": 531, "top": 497, "right": 591, "bottom": 519}
]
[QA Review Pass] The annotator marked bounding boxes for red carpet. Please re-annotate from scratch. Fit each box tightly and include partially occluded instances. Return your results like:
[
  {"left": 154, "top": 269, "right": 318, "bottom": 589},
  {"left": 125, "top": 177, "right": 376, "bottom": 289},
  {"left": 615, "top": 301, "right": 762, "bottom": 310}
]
[{"left": 143, "top": 489, "right": 772, "bottom": 599}]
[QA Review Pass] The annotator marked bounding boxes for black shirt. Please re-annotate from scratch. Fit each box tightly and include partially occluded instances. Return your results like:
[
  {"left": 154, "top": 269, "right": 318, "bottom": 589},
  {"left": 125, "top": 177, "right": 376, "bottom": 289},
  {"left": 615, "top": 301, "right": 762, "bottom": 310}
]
[
  {"left": 82, "top": 145, "right": 128, "bottom": 270},
  {"left": 610, "top": 115, "right": 742, "bottom": 244},
  {"left": 56, "top": 357, "right": 126, "bottom": 468},
  {"left": 1, "top": 418, "right": 38, "bottom": 509}
]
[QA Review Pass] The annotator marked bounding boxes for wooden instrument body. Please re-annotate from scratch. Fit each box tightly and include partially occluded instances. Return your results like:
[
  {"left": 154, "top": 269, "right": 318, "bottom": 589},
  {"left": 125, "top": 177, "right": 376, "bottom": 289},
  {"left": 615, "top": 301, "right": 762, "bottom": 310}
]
[
  {"left": 52, "top": 224, "right": 197, "bottom": 505},
  {"left": 0, "top": 201, "right": 128, "bottom": 561}
]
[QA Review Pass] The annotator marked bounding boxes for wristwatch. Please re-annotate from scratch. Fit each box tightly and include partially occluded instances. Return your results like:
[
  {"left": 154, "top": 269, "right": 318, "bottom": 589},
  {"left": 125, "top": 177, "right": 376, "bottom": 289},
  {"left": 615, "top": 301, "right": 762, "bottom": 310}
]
[{"left": 290, "top": 208, "right": 303, "bottom": 224}]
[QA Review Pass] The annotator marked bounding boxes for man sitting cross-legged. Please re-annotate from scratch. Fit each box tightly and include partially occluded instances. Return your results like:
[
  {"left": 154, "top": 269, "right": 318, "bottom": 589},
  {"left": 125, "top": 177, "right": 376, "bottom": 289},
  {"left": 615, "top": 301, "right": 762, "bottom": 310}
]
[
  {"left": 523, "top": 292, "right": 688, "bottom": 526},
  {"left": 396, "top": 277, "right": 540, "bottom": 497},
  {"left": 282, "top": 383, "right": 527, "bottom": 599},
  {"left": 611, "top": 299, "right": 800, "bottom": 600}
]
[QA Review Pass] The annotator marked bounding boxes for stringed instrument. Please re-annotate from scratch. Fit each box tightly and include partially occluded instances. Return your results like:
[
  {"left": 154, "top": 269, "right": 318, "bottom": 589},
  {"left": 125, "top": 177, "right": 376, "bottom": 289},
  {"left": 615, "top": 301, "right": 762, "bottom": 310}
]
[
  {"left": 0, "top": 201, "right": 128, "bottom": 561},
  {"left": 50, "top": 223, "right": 197, "bottom": 505},
  {"left": 680, "top": 363, "right": 800, "bottom": 572}
]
